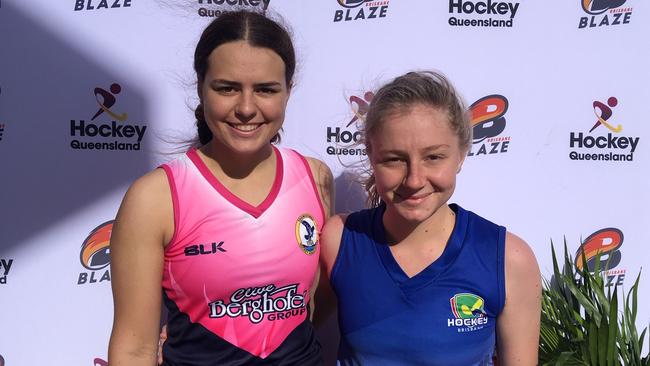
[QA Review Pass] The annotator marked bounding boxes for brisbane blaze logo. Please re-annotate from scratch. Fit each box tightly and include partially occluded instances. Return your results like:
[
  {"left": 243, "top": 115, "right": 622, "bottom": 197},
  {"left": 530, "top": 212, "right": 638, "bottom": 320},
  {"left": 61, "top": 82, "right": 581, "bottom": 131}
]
[
  {"left": 77, "top": 221, "right": 113, "bottom": 285},
  {"left": 447, "top": 293, "right": 488, "bottom": 331},
  {"left": 333, "top": 0, "right": 390, "bottom": 23},
  {"left": 467, "top": 95, "right": 510, "bottom": 157},
  {"left": 296, "top": 214, "right": 319, "bottom": 255},
  {"left": 579, "top": 0, "right": 632, "bottom": 28},
  {"left": 574, "top": 228, "right": 626, "bottom": 287},
  {"left": 582, "top": 0, "right": 626, "bottom": 14}
]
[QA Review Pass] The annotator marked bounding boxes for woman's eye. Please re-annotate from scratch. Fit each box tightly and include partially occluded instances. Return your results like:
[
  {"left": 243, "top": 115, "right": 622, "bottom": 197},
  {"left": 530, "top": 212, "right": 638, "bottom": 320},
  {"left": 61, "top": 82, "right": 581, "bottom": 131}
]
[
  {"left": 257, "top": 87, "right": 278, "bottom": 94},
  {"left": 216, "top": 87, "right": 234, "bottom": 93}
]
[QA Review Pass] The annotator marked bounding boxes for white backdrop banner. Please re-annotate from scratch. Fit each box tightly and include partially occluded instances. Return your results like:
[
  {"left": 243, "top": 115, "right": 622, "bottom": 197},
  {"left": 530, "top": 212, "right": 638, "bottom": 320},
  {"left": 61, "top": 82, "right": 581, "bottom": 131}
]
[{"left": 0, "top": 0, "right": 648, "bottom": 364}]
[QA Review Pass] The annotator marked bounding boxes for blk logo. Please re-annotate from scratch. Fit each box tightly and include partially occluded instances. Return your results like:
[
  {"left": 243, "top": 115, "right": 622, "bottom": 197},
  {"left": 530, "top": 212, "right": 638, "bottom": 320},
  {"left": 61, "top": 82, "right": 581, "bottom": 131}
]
[{"left": 184, "top": 241, "right": 226, "bottom": 256}]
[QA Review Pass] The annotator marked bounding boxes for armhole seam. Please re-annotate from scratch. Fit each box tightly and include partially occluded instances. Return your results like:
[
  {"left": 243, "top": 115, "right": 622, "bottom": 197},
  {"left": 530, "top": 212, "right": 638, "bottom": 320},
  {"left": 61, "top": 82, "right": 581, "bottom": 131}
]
[
  {"left": 160, "top": 164, "right": 179, "bottom": 250},
  {"left": 497, "top": 225, "right": 507, "bottom": 315},
  {"left": 292, "top": 149, "right": 327, "bottom": 224}
]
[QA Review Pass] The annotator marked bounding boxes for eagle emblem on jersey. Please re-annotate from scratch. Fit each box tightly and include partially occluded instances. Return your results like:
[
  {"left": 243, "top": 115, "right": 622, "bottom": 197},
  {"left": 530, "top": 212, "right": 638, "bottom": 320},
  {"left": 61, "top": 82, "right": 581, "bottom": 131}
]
[{"left": 295, "top": 214, "right": 318, "bottom": 255}]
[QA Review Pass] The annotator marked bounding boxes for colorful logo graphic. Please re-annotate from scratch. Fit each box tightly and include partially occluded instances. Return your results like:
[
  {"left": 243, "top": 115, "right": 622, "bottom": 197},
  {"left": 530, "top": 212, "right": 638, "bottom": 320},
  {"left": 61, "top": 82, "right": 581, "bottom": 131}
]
[
  {"left": 80, "top": 221, "right": 113, "bottom": 270},
  {"left": 0, "top": 258, "right": 14, "bottom": 285},
  {"left": 582, "top": 0, "right": 627, "bottom": 14},
  {"left": 333, "top": 0, "right": 389, "bottom": 22},
  {"left": 578, "top": 0, "right": 632, "bottom": 28},
  {"left": 347, "top": 91, "right": 374, "bottom": 127},
  {"left": 574, "top": 228, "right": 623, "bottom": 272},
  {"left": 337, "top": 0, "right": 367, "bottom": 7},
  {"left": 74, "top": 0, "right": 132, "bottom": 11},
  {"left": 296, "top": 214, "right": 318, "bottom": 255},
  {"left": 92, "top": 83, "right": 127, "bottom": 122},
  {"left": 94, "top": 358, "right": 108, "bottom": 366},
  {"left": 450, "top": 293, "right": 486, "bottom": 319},
  {"left": 568, "top": 97, "right": 639, "bottom": 162},
  {"left": 467, "top": 95, "right": 511, "bottom": 157},
  {"left": 325, "top": 91, "right": 366, "bottom": 157},
  {"left": 469, "top": 95, "right": 509, "bottom": 143},
  {"left": 590, "top": 97, "right": 621, "bottom": 133},
  {"left": 447, "top": 293, "right": 489, "bottom": 330}
]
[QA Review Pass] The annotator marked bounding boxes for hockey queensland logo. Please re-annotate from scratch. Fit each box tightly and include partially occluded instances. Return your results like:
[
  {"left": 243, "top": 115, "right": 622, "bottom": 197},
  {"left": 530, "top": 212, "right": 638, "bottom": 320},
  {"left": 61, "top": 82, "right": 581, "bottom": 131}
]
[
  {"left": 296, "top": 214, "right": 319, "bottom": 255},
  {"left": 448, "top": 293, "right": 488, "bottom": 332},
  {"left": 467, "top": 95, "right": 511, "bottom": 157},
  {"left": 77, "top": 220, "right": 113, "bottom": 285},
  {"left": 568, "top": 96, "right": 640, "bottom": 162},
  {"left": 325, "top": 91, "right": 369, "bottom": 157},
  {"left": 333, "top": 0, "right": 389, "bottom": 23},
  {"left": 196, "top": 0, "right": 270, "bottom": 18},
  {"left": 69, "top": 83, "right": 147, "bottom": 151},
  {"left": 579, "top": 0, "right": 632, "bottom": 29},
  {"left": 574, "top": 228, "right": 626, "bottom": 287},
  {"left": 448, "top": 0, "right": 520, "bottom": 28}
]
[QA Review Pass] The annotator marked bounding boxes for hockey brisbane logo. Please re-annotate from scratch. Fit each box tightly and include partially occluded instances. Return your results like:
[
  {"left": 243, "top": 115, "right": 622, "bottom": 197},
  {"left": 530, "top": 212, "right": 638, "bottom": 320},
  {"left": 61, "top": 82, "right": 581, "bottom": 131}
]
[
  {"left": 77, "top": 221, "right": 113, "bottom": 285},
  {"left": 579, "top": 0, "right": 632, "bottom": 29},
  {"left": 447, "top": 293, "right": 488, "bottom": 332},
  {"left": 333, "top": 0, "right": 389, "bottom": 23},
  {"left": 574, "top": 228, "right": 626, "bottom": 287},
  {"left": 467, "top": 95, "right": 510, "bottom": 157},
  {"left": 325, "top": 91, "right": 370, "bottom": 157},
  {"left": 69, "top": 83, "right": 147, "bottom": 151},
  {"left": 448, "top": 0, "right": 520, "bottom": 28},
  {"left": 296, "top": 214, "right": 318, "bottom": 255},
  {"left": 568, "top": 97, "right": 640, "bottom": 162}
]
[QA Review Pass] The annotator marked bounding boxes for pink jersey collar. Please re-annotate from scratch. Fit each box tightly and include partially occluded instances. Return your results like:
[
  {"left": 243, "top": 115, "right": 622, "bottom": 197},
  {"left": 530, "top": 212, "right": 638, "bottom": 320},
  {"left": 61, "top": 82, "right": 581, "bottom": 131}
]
[{"left": 186, "top": 146, "right": 284, "bottom": 218}]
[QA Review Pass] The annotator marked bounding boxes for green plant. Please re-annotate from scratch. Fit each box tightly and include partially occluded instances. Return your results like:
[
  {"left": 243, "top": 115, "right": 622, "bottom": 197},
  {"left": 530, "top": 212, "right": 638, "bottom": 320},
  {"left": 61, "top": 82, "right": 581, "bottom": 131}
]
[{"left": 539, "top": 239, "right": 649, "bottom": 365}]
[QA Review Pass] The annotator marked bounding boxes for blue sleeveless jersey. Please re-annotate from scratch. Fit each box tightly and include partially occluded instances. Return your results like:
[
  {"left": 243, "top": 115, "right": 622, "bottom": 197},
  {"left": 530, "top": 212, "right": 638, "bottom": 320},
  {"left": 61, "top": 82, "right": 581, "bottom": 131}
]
[{"left": 331, "top": 204, "right": 505, "bottom": 366}]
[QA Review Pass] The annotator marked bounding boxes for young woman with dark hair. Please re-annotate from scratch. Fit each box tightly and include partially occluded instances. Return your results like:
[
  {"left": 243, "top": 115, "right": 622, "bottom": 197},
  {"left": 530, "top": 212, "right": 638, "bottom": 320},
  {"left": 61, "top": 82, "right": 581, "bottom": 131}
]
[{"left": 108, "top": 10, "right": 332, "bottom": 365}]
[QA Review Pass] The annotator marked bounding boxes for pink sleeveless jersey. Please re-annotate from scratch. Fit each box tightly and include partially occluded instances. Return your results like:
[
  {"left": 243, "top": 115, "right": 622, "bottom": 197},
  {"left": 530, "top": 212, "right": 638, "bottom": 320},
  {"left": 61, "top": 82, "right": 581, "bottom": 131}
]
[{"left": 160, "top": 147, "right": 324, "bottom": 362}]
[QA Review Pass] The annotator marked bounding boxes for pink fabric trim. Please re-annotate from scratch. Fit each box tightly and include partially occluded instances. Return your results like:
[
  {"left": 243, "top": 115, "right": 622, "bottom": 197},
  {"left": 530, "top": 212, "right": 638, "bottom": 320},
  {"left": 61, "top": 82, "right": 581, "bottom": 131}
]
[
  {"left": 292, "top": 150, "right": 327, "bottom": 222},
  {"left": 160, "top": 164, "right": 179, "bottom": 250},
  {"left": 186, "top": 147, "right": 284, "bottom": 219}
]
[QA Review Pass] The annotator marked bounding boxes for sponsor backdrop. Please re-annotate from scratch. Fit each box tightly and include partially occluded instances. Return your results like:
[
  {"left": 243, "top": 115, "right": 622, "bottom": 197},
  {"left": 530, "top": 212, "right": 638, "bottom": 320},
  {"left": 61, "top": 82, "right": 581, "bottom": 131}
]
[{"left": 0, "top": 0, "right": 648, "bottom": 364}]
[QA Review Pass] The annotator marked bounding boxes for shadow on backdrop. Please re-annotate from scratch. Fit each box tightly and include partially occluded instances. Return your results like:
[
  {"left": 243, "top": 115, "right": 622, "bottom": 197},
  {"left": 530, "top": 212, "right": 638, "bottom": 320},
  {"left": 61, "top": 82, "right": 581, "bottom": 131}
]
[{"left": 0, "top": 3, "right": 151, "bottom": 253}]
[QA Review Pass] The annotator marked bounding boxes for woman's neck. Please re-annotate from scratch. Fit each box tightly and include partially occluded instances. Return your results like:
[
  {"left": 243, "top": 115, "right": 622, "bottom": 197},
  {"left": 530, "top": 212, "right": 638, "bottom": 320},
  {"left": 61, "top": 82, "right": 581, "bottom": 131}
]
[
  {"left": 200, "top": 142, "right": 275, "bottom": 180},
  {"left": 382, "top": 204, "right": 456, "bottom": 247}
]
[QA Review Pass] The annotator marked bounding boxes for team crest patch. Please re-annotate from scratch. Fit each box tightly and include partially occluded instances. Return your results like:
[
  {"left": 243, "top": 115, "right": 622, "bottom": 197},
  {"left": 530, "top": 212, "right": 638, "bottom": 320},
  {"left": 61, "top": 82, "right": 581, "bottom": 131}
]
[
  {"left": 447, "top": 293, "right": 488, "bottom": 332},
  {"left": 295, "top": 214, "right": 318, "bottom": 255}
]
